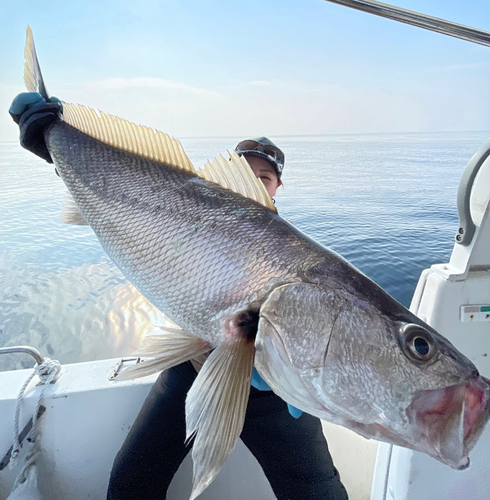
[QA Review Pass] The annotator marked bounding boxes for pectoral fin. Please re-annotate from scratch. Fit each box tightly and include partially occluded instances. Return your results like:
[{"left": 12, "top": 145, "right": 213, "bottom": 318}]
[
  {"left": 185, "top": 336, "right": 254, "bottom": 500},
  {"left": 116, "top": 326, "right": 212, "bottom": 380}
]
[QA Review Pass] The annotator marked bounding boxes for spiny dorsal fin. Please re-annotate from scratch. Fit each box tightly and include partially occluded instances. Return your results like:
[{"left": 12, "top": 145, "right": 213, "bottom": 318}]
[
  {"left": 62, "top": 103, "right": 277, "bottom": 212},
  {"left": 199, "top": 151, "right": 277, "bottom": 212},
  {"left": 24, "top": 25, "right": 49, "bottom": 100},
  {"left": 23, "top": 26, "right": 276, "bottom": 212}
]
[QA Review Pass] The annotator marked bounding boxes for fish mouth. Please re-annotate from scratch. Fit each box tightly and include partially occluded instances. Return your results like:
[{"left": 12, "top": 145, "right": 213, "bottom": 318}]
[{"left": 407, "top": 376, "right": 490, "bottom": 469}]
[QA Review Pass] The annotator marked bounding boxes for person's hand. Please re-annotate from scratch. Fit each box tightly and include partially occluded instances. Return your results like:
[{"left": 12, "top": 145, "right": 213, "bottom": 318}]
[
  {"left": 9, "top": 92, "right": 62, "bottom": 163},
  {"left": 251, "top": 367, "right": 303, "bottom": 418}
]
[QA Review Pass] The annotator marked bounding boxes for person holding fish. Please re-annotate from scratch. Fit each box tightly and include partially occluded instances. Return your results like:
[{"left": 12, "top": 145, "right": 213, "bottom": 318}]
[
  {"left": 9, "top": 93, "right": 349, "bottom": 500},
  {"left": 107, "top": 138, "right": 349, "bottom": 500},
  {"left": 105, "top": 138, "right": 349, "bottom": 500},
  {"left": 9, "top": 29, "right": 490, "bottom": 500}
]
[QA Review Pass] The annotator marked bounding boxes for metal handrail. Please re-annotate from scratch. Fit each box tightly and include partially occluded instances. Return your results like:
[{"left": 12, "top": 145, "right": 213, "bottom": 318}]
[
  {"left": 455, "top": 139, "right": 490, "bottom": 246},
  {"left": 323, "top": 0, "right": 490, "bottom": 47},
  {"left": 0, "top": 346, "right": 43, "bottom": 365}
]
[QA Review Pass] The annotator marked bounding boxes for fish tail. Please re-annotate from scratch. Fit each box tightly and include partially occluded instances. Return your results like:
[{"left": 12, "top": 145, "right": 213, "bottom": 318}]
[{"left": 24, "top": 25, "right": 50, "bottom": 100}]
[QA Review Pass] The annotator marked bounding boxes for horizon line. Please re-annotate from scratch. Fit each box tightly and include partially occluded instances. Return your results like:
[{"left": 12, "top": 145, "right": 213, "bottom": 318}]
[{"left": 1, "top": 129, "right": 490, "bottom": 143}]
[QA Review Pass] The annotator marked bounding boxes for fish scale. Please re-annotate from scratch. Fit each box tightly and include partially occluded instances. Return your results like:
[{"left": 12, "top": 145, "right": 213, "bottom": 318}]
[
  {"left": 45, "top": 122, "right": 326, "bottom": 344},
  {"left": 16, "top": 26, "right": 490, "bottom": 499}
]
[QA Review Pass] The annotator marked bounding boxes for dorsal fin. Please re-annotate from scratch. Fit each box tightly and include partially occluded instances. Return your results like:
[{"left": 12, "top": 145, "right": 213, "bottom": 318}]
[
  {"left": 61, "top": 103, "right": 276, "bottom": 212},
  {"left": 23, "top": 26, "right": 276, "bottom": 212},
  {"left": 62, "top": 103, "right": 196, "bottom": 172},
  {"left": 199, "top": 151, "right": 276, "bottom": 212}
]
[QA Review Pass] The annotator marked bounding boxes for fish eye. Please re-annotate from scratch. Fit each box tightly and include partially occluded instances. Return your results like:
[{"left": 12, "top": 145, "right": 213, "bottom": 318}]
[
  {"left": 413, "top": 337, "right": 430, "bottom": 356},
  {"left": 400, "top": 324, "right": 437, "bottom": 363}
]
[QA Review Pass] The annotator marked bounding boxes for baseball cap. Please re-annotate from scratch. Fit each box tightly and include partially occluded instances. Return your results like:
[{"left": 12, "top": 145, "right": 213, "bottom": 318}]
[{"left": 235, "top": 137, "right": 285, "bottom": 179}]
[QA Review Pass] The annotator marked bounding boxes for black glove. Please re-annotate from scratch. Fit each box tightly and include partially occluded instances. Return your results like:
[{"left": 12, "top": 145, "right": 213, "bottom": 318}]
[{"left": 9, "top": 92, "right": 62, "bottom": 164}]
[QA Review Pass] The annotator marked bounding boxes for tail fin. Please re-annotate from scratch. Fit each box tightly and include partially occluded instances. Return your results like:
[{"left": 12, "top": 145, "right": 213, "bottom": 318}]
[{"left": 24, "top": 25, "right": 50, "bottom": 100}]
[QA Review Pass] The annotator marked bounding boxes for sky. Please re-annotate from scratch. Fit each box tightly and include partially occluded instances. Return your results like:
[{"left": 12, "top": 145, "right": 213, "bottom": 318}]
[{"left": 0, "top": 0, "right": 489, "bottom": 140}]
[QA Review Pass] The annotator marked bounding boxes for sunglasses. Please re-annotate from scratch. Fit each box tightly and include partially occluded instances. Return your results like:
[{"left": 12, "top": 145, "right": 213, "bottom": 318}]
[{"left": 235, "top": 140, "right": 284, "bottom": 168}]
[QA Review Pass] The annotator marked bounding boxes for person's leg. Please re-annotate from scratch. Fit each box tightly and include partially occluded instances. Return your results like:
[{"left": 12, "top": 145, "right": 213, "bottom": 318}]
[
  {"left": 241, "top": 388, "right": 348, "bottom": 500},
  {"left": 107, "top": 361, "right": 197, "bottom": 500}
]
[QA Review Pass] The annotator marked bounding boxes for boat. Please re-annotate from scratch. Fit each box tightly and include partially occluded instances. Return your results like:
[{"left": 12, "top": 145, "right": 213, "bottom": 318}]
[{"left": 1, "top": 2, "right": 489, "bottom": 499}]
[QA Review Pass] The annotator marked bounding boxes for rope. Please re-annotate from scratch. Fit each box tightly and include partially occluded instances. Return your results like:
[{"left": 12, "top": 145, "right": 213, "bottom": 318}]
[
  {"left": 9, "top": 358, "right": 61, "bottom": 470},
  {"left": 7, "top": 452, "right": 39, "bottom": 499}
]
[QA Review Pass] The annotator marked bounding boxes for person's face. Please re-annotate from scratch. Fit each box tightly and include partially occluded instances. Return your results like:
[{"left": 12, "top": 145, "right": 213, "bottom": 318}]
[{"left": 245, "top": 155, "right": 282, "bottom": 198}]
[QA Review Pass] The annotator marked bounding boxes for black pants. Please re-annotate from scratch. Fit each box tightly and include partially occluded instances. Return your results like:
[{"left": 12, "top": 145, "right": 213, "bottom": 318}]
[{"left": 107, "top": 361, "right": 348, "bottom": 500}]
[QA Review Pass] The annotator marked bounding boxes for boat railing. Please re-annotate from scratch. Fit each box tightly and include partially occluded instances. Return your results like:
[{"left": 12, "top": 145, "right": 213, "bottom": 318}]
[
  {"left": 323, "top": 0, "right": 490, "bottom": 47},
  {"left": 456, "top": 138, "right": 490, "bottom": 247},
  {"left": 0, "top": 346, "right": 43, "bottom": 366}
]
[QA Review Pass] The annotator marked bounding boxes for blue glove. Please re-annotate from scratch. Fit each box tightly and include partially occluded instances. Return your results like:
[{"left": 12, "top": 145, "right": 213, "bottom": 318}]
[
  {"left": 9, "top": 92, "right": 62, "bottom": 116},
  {"left": 9, "top": 92, "right": 62, "bottom": 163},
  {"left": 251, "top": 368, "right": 303, "bottom": 419},
  {"left": 251, "top": 367, "right": 272, "bottom": 391}
]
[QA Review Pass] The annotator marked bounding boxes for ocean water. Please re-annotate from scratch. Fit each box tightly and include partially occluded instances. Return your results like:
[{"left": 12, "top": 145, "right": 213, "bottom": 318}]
[{"left": 0, "top": 131, "right": 488, "bottom": 371}]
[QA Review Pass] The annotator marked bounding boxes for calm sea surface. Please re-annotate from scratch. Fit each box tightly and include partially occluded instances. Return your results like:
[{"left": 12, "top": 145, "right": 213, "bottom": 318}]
[{"left": 1, "top": 131, "right": 489, "bottom": 371}]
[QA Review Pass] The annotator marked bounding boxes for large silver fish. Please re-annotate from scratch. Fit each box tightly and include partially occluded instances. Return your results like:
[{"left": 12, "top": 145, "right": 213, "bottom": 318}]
[{"left": 19, "top": 27, "right": 490, "bottom": 499}]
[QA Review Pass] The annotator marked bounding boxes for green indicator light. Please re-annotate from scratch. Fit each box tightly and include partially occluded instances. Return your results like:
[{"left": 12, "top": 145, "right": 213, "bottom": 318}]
[{"left": 481, "top": 306, "right": 490, "bottom": 312}]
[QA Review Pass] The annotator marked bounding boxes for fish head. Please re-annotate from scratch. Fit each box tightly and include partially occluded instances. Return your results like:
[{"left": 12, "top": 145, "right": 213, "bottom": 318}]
[{"left": 254, "top": 281, "right": 490, "bottom": 469}]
